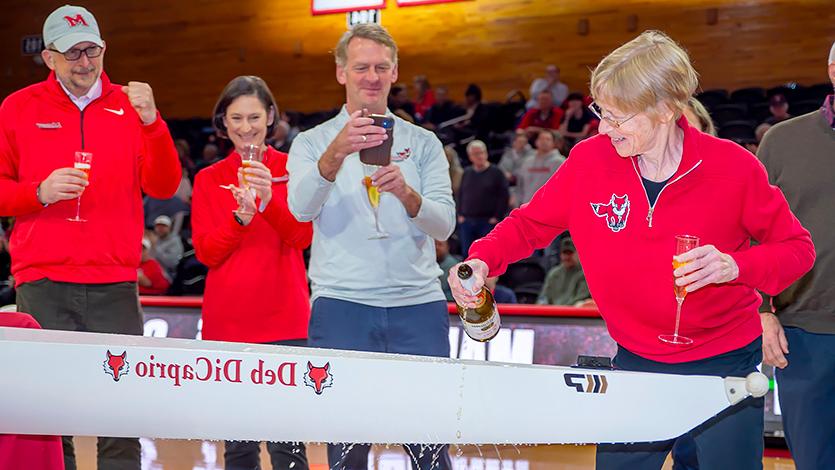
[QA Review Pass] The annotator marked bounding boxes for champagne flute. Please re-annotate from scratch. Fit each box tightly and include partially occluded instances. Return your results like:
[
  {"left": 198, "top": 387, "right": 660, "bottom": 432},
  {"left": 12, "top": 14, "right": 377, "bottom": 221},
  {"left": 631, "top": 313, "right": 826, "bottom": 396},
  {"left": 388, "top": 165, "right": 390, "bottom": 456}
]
[
  {"left": 362, "top": 164, "right": 389, "bottom": 239},
  {"left": 659, "top": 234, "right": 700, "bottom": 345},
  {"left": 237, "top": 144, "right": 262, "bottom": 215},
  {"left": 67, "top": 151, "right": 92, "bottom": 222}
]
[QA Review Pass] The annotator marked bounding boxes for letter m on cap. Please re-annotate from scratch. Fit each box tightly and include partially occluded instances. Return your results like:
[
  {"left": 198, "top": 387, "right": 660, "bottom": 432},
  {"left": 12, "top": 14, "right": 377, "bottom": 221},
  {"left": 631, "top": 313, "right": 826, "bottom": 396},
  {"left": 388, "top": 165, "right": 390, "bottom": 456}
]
[{"left": 64, "top": 15, "right": 89, "bottom": 27}]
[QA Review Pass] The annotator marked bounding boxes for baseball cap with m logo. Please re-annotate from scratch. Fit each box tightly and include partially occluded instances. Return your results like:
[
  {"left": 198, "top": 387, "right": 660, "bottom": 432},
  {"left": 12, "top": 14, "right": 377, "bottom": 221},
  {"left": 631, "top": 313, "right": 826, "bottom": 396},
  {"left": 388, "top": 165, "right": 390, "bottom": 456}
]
[{"left": 42, "top": 5, "right": 103, "bottom": 53}]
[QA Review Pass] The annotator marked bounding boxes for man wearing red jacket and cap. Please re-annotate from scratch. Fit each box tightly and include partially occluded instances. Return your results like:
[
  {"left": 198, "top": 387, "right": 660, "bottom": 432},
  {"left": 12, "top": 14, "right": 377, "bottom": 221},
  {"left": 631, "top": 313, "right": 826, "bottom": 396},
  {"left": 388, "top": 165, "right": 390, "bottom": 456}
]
[{"left": 0, "top": 5, "right": 181, "bottom": 470}]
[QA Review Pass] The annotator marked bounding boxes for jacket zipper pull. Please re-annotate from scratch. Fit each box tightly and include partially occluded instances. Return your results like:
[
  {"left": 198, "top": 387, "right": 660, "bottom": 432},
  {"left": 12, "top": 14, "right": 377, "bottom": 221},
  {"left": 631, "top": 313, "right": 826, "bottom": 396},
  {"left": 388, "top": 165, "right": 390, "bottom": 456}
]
[{"left": 646, "top": 207, "right": 654, "bottom": 228}]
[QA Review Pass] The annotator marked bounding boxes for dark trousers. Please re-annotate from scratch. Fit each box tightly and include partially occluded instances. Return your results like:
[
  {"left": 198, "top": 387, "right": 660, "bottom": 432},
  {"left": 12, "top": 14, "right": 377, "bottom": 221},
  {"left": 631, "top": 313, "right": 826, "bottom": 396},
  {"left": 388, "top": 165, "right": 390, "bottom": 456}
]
[
  {"left": 596, "top": 339, "right": 764, "bottom": 470},
  {"left": 776, "top": 327, "right": 835, "bottom": 470},
  {"left": 457, "top": 218, "right": 495, "bottom": 258},
  {"left": 224, "top": 339, "right": 310, "bottom": 470},
  {"left": 309, "top": 297, "right": 453, "bottom": 470},
  {"left": 17, "top": 279, "right": 143, "bottom": 470}
]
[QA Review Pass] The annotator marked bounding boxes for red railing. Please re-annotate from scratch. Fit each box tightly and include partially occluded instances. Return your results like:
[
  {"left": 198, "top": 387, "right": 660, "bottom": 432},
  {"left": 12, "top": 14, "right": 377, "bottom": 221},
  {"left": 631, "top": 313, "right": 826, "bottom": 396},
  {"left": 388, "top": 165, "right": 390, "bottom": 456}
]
[{"left": 139, "top": 296, "right": 602, "bottom": 318}]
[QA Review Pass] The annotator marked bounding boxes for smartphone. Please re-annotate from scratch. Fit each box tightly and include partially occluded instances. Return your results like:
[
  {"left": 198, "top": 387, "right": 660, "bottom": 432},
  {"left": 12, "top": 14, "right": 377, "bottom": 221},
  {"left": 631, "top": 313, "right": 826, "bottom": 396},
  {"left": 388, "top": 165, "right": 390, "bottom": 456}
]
[{"left": 359, "top": 114, "right": 394, "bottom": 166}]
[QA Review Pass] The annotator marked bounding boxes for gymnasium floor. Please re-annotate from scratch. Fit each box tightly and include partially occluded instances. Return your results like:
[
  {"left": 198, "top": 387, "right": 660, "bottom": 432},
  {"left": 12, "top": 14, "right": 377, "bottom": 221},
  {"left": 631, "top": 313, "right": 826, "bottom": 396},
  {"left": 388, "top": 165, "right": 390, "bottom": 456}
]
[{"left": 73, "top": 437, "right": 796, "bottom": 469}]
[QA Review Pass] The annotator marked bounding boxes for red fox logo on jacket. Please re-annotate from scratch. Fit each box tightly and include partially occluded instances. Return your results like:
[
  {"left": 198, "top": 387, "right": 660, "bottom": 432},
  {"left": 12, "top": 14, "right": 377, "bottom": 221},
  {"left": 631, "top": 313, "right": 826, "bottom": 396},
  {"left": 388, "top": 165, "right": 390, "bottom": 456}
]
[
  {"left": 591, "top": 194, "right": 631, "bottom": 233},
  {"left": 103, "top": 350, "right": 129, "bottom": 382},
  {"left": 303, "top": 362, "right": 333, "bottom": 395}
]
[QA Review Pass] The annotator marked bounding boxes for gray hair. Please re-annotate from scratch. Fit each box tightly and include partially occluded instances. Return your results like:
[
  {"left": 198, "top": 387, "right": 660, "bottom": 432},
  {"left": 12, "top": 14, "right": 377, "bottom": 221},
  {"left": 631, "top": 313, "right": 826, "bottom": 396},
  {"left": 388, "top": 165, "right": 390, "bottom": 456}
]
[
  {"left": 829, "top": 41, "right": 835, "bottom": 64},
  {"left": 334, "top": 24, "right": 398, "bottom": 67},
  {"left": 466, "top": 140, "right": 488, "bottom": 154}
]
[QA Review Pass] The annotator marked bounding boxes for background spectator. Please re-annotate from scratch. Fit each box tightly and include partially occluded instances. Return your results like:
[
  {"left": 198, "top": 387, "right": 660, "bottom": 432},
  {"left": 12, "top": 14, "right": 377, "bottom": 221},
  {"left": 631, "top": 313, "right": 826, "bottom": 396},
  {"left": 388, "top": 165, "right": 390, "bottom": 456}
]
[
  {"left": 745, "top": 122, "right": 772, "bottom": 154},
  {"left": 413, "top": 75, "right": 436, "bottom": 123},
  {"left": 389, "top": 83, "right": 416, "bottom": 122},
  {"left": 527, "top": 64, "right": 569, "bottom": 108},
  {"left": 515, "top": 130, "right": 565, "bottom": 205},
  {"left": 559, "top": 92, "right": 595, "bottom": 150},
  {"left": 456, "top": 140, "right": 509, "bottom": 257},
  {"left": 684, "top": 97, "right": 716, "bottom": 135},
  {"left": 764, "top": 94, "right": 791, "bottom": 125},
  {"left": 486, "top": 276, "right": 517, "bottom": 304},
  {"left": 499, "top": 132, "right": 532, "bottom": 207},
  {"left": 143, "top": 191, "right": 189, "bottom": 232},
  {"left": 138, "top": 238, "right": 171, "bottom": 295},
  {"left": 436, "top": 239, "right": 461, "bottom": 302},
  {"left": 518, "top": 90, "right": 565, "bottom": 139},
  {"left": 269, "top": 120, "right": 292, "bottom": 153},
  {"left": 174, "top": 138, "right": 196, "bottom": 180},
  {"left": 537, "top": 238, "right": 590, "bottom": 306},
  {"left": 423, "top": 85, "right": 465, "bottom": 133},
  {"left": 444, "top": 144, "right": 464, "bottom": 197},
  {"left": 454, "top": 83, "right": 491, "bottom": 144},
  {"left": 151, "top": 215, "right": 184, "bottom": 279}
]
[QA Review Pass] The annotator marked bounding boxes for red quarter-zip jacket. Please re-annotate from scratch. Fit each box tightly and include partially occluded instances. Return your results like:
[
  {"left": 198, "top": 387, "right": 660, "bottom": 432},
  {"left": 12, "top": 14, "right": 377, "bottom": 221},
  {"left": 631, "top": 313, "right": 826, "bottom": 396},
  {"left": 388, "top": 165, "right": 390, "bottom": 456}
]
[
  {"left": 0, "top": 71, "right": 181, "bottom": 286},
  {"left": 469, "top": 117, "right": 815, "bottom": 362},
  {"left": 192, "top": 147, "right": 312, "bottom": 343}
]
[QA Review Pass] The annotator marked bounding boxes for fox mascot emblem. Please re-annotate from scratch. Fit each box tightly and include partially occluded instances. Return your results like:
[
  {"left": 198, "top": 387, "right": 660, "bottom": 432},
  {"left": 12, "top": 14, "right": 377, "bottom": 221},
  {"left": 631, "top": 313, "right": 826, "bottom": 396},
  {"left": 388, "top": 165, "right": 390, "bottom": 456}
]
[
  {"left": 591, "top": 194, "right": 630, "bottom": 232},
  {"left": 103, "top": 350, "right": 129, "bottom": 382},
  {"left": 304, "top": 362, "right": 333, "bottom": 395}
]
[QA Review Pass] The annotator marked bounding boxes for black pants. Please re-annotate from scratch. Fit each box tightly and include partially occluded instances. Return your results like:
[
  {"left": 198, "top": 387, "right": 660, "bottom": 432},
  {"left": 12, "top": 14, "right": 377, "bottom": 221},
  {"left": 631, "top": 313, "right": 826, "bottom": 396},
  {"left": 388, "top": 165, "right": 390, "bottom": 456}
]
[
  {"left": 224, "top": 338, "right": 310, "bottom": 470},
  {"left": 17, "top": 279, "right": 143, "bottom": 470}
]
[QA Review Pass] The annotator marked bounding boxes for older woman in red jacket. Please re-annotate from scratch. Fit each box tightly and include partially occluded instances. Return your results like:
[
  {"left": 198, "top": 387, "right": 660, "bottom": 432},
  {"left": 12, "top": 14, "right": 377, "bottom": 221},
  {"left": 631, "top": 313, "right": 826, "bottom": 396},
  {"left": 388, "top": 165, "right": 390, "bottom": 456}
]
[
  {"left": 450, "top": 32, "right": 814, "bottom": 470},
  {"left": 191, "top": 76, "right": 312, "bottom": 470}
]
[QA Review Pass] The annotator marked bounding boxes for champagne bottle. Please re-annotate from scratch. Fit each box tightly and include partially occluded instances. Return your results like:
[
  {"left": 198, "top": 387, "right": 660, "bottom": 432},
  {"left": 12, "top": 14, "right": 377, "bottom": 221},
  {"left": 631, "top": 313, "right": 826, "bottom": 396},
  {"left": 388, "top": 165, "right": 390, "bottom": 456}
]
[{"left": 455, "top": 263, "right": 501, "bottom": 342}]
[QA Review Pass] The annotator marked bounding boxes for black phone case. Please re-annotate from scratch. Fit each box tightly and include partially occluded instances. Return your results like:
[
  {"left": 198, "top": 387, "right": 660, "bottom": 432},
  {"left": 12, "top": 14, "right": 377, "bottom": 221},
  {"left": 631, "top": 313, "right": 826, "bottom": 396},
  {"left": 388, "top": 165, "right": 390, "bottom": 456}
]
[{"left": 359, "top": 115, "right": 394, "bottom": 166}]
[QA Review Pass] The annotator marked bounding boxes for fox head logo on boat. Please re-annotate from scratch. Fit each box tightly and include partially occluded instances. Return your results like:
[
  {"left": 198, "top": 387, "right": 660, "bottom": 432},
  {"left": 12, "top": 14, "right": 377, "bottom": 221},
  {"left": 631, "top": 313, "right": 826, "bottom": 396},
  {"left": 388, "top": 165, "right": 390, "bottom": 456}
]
[
  {"left": 304, "top": 362, "right": 333, "bottom": 395},
  {"left": 103, "top": 350, "right": 129, "bottom": 382},
  {"left": 591, "top": 194, "right": 630, "bottom": 233}
]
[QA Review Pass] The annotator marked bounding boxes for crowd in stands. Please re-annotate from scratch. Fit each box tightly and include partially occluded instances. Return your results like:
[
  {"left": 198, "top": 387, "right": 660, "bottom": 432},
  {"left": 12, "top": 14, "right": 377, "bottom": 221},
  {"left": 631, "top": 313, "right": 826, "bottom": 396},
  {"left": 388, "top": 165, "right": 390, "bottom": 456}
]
[{"left": 1, "top": 66, "right": 830, "bottom": 308}]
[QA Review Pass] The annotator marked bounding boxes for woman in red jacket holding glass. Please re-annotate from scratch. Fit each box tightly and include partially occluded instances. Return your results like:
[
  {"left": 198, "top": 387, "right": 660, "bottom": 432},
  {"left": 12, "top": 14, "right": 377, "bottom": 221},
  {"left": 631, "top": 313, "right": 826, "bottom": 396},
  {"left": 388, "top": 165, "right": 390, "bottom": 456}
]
[{"left": 191, "top": 75, "right": 312, "bottom": 470}]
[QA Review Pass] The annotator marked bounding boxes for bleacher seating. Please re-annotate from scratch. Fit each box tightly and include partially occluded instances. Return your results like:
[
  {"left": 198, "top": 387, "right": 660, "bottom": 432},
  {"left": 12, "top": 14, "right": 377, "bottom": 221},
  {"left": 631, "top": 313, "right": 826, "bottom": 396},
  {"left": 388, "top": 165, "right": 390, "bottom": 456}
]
[
  {"left": 710, "top": 104, "right": 748, "bottom": 125},
  {"left": 499, "top": 259, "right": 546, "bottom": 291},
  {"left": 695, "top": 89, "right": 729, "bottom": 110},
  {"left": 729, "top": 87, "right": 766, "bottom": 107},
  {"left": 718, "top": 120, "right": 757, "bottom": 143}
]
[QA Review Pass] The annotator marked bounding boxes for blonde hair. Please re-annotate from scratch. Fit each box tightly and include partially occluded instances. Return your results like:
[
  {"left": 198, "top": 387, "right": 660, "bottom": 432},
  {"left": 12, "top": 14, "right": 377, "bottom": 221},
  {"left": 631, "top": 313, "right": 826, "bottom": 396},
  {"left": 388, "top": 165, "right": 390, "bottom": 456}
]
[
  {"left": 686, "top": 97, "right": 716, "bottom": 136},
  {"left": 590, "top": 30, "right": 698, "bottom": 121},
  {"left": 334, "top": 24, "right": 398, "bottom": 67}
]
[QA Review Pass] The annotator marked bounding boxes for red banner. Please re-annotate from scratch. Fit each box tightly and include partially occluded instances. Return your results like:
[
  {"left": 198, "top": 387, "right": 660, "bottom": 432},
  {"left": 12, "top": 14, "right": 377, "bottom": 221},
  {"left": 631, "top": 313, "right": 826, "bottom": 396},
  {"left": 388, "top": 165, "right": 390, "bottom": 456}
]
[
  {"left": 311, "top": 0, "right": 386, "bottom": 15},
  {"left": 396, "top": 0, "right": 471, "bottom": 6}
]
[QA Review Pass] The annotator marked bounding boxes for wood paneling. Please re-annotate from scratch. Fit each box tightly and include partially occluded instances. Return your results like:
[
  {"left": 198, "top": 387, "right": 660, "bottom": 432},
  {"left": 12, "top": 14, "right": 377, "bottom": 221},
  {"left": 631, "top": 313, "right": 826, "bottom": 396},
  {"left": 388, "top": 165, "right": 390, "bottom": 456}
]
[{"left": 2, "top": 0, "right": 833, "bottom": 117}]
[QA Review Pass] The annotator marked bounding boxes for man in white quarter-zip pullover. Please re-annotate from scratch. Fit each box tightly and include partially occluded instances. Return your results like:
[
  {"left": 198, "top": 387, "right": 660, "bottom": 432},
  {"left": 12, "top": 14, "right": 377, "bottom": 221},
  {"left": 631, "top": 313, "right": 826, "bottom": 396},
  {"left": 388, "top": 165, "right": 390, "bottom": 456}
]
[{"left": 287, "top": 24, "right": 454, "bottom": 470}]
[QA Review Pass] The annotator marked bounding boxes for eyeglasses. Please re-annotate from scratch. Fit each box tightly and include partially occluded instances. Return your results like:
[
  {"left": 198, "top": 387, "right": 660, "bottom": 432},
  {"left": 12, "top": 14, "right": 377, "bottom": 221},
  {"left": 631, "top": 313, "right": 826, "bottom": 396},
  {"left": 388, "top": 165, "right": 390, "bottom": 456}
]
[
  {"left": 588, "top": 101, "right": 638, "bottom": 128},
  {"left": 47, "top": 45, "right": 103, "bottom": 61}
]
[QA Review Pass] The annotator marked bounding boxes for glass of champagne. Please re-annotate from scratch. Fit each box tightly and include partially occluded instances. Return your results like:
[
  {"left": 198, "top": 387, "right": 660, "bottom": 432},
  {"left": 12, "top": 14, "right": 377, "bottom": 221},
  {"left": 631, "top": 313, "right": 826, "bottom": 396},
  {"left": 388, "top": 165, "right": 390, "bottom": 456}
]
[
  {"left": 659, "top": 234, "right": 700, "bottom": 345},
  {"left": 238, "top": 144, "right": 262, "bottom": 215},
  {"left": 67, "top": 151, "right": 92, "bottom": 222},
  {"left": 362, "top": 164, "right": 388, "bottom": 239}
]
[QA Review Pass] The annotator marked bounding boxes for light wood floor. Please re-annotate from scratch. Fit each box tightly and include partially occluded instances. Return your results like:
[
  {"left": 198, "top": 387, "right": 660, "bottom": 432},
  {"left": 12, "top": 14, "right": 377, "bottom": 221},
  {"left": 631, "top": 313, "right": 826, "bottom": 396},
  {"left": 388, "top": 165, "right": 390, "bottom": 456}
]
[{"left": 72, "top": 437, "right": 796, "bottom": 469}]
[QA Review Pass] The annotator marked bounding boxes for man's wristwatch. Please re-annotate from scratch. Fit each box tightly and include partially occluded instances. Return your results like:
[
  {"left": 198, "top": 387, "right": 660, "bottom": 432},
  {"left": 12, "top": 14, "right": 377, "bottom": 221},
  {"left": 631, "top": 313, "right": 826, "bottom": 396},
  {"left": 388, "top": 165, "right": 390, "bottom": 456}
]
[{"left": 233, "top": 213, "right": 245, "bottom": 226}]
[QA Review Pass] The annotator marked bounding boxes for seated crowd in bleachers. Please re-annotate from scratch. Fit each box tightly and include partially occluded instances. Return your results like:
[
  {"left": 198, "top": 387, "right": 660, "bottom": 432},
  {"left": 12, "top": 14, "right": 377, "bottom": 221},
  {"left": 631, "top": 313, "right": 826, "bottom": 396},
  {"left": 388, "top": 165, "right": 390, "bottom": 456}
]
[{"left": 0, "top": 72, "right": 830, "bottom": 306}]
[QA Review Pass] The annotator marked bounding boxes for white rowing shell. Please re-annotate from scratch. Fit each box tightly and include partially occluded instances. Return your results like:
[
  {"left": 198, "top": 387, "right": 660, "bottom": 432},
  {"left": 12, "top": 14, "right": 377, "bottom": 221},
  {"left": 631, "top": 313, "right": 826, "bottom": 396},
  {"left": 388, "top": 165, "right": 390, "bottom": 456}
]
[{"left": 0, "top": 327, "right": 755, "bottom": 444}]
